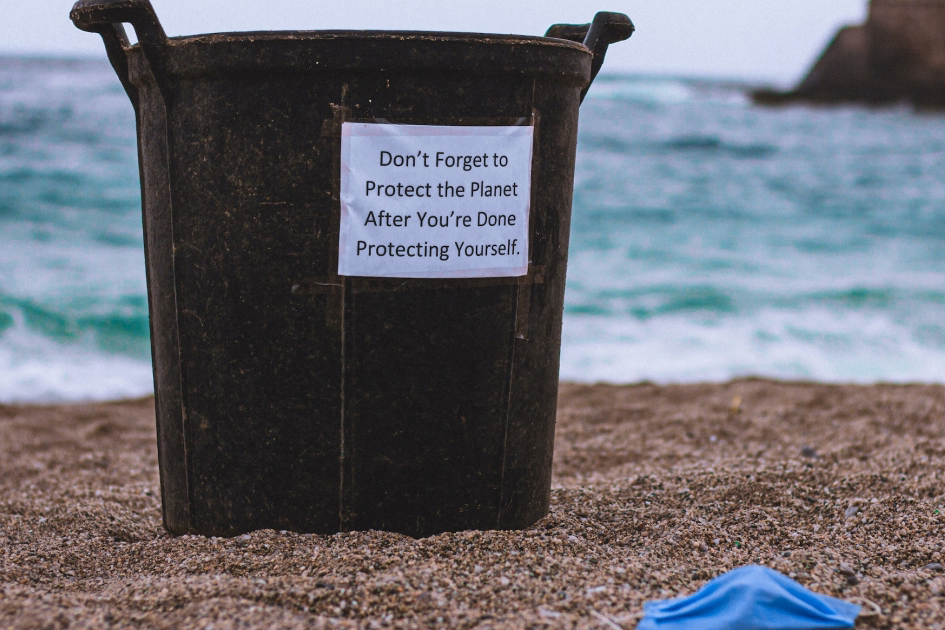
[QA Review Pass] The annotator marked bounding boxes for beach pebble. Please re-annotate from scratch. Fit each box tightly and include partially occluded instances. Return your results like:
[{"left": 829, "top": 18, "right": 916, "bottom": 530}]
[
  {"left": 800, "top": 446, "right": 819, "bottom": 459},
  {"left": 838, "top": 563, "right": 856, "bottom": 577},
  {"left": 923, "top": 563, "right": 944, "bottom": 572},
  {"left": 844, "top": 506, "right": 860, "bottom": 519},
  {"left": 931, "top": 579, "right": 945, "bottom": 597}
]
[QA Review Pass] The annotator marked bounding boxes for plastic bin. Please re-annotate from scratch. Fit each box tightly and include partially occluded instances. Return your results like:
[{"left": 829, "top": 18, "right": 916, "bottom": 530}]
[{"left": 71, "top": 0, "right": 633, "bottom": 537}]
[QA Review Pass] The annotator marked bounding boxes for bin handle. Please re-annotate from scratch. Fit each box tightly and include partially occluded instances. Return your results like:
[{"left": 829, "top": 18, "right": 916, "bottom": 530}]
[
  {"left": 546, "top": 12, "right": 634, "bottom": 102},
  {"left": 70, "top": 0, "right": 170, "bottom": 105}
]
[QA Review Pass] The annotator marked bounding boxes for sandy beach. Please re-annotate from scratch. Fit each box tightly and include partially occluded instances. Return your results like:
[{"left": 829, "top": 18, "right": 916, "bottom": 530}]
[{"left": 2, "top": 379, "right": 945, "bottom": 628}]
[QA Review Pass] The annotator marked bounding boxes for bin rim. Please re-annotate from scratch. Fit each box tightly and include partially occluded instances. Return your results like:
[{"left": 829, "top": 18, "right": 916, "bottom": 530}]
[
  {"left": 147, "top": 30, "right": 594, "bottom": 81},
  {"left": 163, "top": 30, "right": 590, "bottom": 49}
]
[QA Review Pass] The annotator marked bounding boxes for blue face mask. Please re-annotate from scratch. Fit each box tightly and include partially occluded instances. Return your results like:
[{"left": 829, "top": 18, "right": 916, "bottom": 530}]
[{"left": 637, "top": 565, "right": 861, "bottom": 630}]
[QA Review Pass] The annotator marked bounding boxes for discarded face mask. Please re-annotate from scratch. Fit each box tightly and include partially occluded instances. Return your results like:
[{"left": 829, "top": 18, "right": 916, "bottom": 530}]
[{"left": 637, "top": 565, "right": 860, "bottom": 629}]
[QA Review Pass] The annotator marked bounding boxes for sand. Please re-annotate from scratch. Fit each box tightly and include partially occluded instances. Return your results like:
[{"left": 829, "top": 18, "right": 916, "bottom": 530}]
[{"left": 2, "top": 379, "right": 945, "bottom": 628}]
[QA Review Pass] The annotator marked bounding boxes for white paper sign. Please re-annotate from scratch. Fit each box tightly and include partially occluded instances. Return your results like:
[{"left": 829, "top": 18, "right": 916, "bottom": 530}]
[{"left": 338, "top": 123, "right": 533, "bottom": 278}]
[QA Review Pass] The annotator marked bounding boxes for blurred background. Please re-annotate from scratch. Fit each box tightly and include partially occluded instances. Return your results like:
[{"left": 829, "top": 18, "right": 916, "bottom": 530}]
[{"left": 1, "top": 1, "right": 943, "bottom": 401}]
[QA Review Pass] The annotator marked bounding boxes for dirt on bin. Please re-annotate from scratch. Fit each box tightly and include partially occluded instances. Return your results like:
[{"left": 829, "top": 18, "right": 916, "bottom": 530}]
[{"left": 2, "top": 379, "right": 945, "bottom": 628}]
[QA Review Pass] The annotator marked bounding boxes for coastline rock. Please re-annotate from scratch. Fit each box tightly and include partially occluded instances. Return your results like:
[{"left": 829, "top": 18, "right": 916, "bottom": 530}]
[{"left": 754, "top": 0, "right": 945, "bottom": 108}]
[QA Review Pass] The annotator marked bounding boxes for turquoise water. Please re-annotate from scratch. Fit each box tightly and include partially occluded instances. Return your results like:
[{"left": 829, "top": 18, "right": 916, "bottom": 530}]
[{"left": 1, "top": 59, "right": 944, "bottom": 401}]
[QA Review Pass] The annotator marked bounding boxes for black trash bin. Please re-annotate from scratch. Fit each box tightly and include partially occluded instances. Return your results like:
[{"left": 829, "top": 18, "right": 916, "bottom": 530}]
[{"left": 71, "top": 0, "right": 633, "bottom": 538}]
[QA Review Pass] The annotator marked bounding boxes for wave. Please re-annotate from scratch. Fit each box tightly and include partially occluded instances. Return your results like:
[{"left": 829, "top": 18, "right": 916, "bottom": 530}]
[
  {"left": 0, "top": 323, "right": 153, "bottom": 403},
  {"left": 560, "top": 309, "right": 945, "bottom": 385},
  {"left": 662, "top": 135, "right": 778, "bottom": 158},
  {"left": 565, "top": 281, "right": 945, "bottom": 320},
  {"left": 584, "top": 75, "right": 753, "bottom": 107},
  {"left": 585, "top": 76, "right": 696, "bottom": 105},
  {"left": 0, "top": 295, "right": 150, "bottom": 354},
  {"left": 579, "top": 132, "right": 779, "bottom": 160},
  {"left": 0, "top": 290, "right": 153, "bottom": 402}
]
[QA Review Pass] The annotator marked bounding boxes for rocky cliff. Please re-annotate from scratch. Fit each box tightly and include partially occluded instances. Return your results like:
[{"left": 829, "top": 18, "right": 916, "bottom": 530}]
[{"left": 755, "top": 0, "right": 945, "bottom": 108}]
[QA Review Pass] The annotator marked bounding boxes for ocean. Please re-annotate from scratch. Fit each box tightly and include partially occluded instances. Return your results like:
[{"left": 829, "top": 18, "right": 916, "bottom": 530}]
[{"left": 1, "top": 58, "right": 944, "bottom": 402}]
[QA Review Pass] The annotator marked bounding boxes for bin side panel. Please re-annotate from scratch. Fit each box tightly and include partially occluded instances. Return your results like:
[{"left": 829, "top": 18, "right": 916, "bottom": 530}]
[
  {"left": 499, "top": 82, "right": 582, "bottom": 528},
  {"left": 337, "top": 71, "right": 535, "bottom": 537},
  {"left": 169, "top": 77, "right": 344, "bottom": 535},
  {"left": 132, "top": 54, "right": 191, "bottom": 534},
  {"left": 344, "top": 284, "right": 516, "bottom": 536}
]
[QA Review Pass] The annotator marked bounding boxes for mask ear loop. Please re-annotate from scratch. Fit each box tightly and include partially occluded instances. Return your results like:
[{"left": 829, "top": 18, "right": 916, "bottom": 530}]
[
  {"left": 590, "top": 609, "right": 625, "bottom": 630},
  {"left": 847, "top": 596, "right": 882, "bottom": 618}
]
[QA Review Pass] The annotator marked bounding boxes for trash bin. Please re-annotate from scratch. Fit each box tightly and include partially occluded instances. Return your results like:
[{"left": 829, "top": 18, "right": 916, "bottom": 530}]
[{"left": 71, "top": 0, "right": 633, "bottom": 537}]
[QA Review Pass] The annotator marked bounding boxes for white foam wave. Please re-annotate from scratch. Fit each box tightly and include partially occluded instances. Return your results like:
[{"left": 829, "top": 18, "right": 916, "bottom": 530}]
[
  {"left": 585, "top": 75, "right": 751, "bottom": 107},
  {"left": 0, "top": 323, "right": 153, "bottom": 403},
  {"left": 559, "top": 309, "right": 945, "bottom": 385},
  {"left": 4, "top": 305, "right": 942, "bottom": 403},
  {"left": 586, "top": 77, "right": 695, "bottom": 105}
]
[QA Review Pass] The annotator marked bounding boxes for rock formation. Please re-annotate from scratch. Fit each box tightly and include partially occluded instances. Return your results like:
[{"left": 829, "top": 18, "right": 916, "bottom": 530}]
[{"left": 754, "top": 0, "right": 945, "bottom": 108}]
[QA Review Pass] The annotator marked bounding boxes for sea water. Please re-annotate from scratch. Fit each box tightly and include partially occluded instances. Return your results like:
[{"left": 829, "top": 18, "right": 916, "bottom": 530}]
[{"left": 1, "top": 59, "right": 944, "bottom": 402}]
